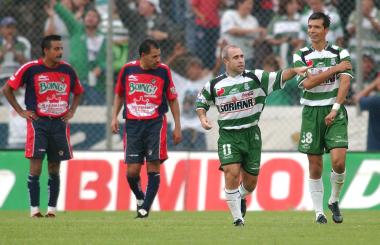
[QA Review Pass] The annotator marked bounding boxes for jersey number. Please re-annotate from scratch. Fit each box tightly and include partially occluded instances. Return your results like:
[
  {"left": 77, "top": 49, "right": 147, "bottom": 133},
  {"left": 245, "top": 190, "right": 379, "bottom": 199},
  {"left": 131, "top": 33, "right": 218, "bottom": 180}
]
[
  {"left": 301, "top": 132, "right": 313, "bottom": 144},
  {"left": 223, "top": 144, "right": 232, "bottom": 156}
]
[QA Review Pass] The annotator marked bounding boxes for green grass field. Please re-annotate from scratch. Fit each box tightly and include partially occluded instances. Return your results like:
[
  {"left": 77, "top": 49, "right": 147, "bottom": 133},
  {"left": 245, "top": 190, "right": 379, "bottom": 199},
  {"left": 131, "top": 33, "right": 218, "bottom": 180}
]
[{"left": 1, "top": 211, "right": 379, "bottom": 245}]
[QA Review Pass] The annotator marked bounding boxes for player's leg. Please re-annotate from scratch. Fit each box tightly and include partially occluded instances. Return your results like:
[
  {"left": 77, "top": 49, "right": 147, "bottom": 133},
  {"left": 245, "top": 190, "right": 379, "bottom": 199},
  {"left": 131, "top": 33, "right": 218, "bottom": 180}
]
[
  {"left": 325, "top": 107, "right": 348, "bottom": 223},
  {"left": 223, "top": 164, "right": 244, "bottom": 226},
  {"left": 124, "top": 119, "right": 146, "bottom": 213},
  {"left": 218, "top": 128, "right": 244, "bottom": 226},
  {"left": 239, "top": 125, "right": 261, "bottom": 217},
  {"left": 26, "top": 119, "right": 47, "bottom": 218},
  {"left": 29, "top": 159, "right": 43, "bottom": 218},
  {"left": 46, "top": 161, "right": 61, "bottom": 217},
  {"left": 136, "top": 116, "right": 167, "bottom": 218},
  {"left": 308, "top": 154, "right": 326, "bottom": 223},
  {"left": 47, "top": 119, "right": 74, "bottom": 217}
]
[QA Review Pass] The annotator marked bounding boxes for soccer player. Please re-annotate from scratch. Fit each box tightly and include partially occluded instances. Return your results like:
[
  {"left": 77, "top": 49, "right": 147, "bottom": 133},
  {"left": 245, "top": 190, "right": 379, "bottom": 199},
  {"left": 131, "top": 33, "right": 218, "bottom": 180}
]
[
  {"left": 111, "top": 39, "right": 182, "bottom": 218},
  {"left": 293, "top": 12, "right": 353, "bottom": 224},
  {"left": 1, "top": 35, "right": 84, "bottom": 218},
  {"left": 195, "top": 44, "right": 308, "bottom": 226}
]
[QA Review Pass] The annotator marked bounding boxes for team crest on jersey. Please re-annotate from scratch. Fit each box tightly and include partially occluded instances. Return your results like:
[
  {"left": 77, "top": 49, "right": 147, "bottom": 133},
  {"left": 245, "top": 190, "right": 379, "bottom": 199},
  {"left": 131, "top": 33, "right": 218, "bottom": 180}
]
[
  {"left": 306, "top": 59, "right": 313, "bottom": 67},
  {"left": 331, "top": 58, "right": 336, "bottom": 66},
  {"left": 244, "top": 83, "right": 250, "bottom": 91},
  {"left": 216, "top": 88, "right": 225, "bottom": 96}
]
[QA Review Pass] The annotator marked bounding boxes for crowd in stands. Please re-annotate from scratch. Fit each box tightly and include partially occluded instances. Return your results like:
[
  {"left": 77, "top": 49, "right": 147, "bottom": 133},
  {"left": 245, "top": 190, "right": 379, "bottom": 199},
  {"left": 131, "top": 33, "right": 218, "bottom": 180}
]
[{"left": 1, "top": 0, "right": 380, "bottom": 150}]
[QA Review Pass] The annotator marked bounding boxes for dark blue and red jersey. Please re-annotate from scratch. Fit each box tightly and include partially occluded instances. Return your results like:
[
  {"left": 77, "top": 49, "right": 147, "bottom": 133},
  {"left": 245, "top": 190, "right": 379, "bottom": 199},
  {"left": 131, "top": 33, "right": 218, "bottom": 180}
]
[
  {"left": 115, "top": 60, "right": 177, "bottom": 120},
  {"left": 7, "top": 59, "right": 84, "bottom": 118}
]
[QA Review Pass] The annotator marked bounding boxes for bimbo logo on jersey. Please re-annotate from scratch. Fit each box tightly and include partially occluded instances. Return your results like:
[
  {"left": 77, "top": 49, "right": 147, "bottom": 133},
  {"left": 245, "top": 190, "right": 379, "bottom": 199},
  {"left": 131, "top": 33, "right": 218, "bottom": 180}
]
[
  {"left": 129, "top": 82, "right": 158, "bottom": 95},
  {"left": 39, "top": 82, "right": 67, "bottom": 94}
]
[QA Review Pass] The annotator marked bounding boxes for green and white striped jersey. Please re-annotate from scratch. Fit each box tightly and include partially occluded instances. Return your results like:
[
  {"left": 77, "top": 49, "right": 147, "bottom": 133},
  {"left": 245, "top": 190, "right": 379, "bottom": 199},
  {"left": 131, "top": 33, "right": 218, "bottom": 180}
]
[
  {"left": 195, "top": 70, "right": 283, "bottom": 130},
  {"left": 293, "top": 44, "right": 354, "bottom": 106}
]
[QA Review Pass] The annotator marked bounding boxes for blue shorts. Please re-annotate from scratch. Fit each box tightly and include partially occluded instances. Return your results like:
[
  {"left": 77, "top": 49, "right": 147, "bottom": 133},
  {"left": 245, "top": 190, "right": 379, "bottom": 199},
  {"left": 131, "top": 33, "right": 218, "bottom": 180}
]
[
  {"left": 123, "top": 115, "right": 168, "bottom": 164},
  {"left": 25, "top": 117, "right": 72, "bottom": 162}
]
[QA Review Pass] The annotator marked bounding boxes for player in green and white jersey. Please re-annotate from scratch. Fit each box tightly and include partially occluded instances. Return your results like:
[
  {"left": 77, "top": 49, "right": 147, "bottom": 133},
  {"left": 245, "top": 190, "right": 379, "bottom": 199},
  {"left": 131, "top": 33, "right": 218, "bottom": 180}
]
[
  {"left": 293, "top": 12, "right": 353, "bottom": 224},
  {"left": 196, "top": 45, "right": 308, "bottom": 226}
]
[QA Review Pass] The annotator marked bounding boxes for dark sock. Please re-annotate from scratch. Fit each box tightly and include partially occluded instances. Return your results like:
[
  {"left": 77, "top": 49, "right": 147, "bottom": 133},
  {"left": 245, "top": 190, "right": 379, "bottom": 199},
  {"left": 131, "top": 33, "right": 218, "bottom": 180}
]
[
  {"left": 127, "top": 175, "right": 145, "bottom": 200},
  {"left": 142, "top": 172, "right": 160, "bottom": 212},
  {"left": 27, "top": 175, "right": 40, "bottom": 207},
  {"left": 48, "top": 174, "right": 60, "bottom": 207}
]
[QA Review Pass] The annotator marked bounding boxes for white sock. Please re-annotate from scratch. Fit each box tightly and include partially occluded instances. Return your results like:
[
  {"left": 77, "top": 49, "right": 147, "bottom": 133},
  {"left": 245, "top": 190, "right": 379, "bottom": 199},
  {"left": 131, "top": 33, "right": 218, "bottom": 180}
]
[
  {"left": 329, "top": 170, "right": 345, "bottom": 204},
  {"left": 225, "top": 188, "right": 243, "bottom": 222},
  {"left": 309, "top": 178, "right": 324, "bottom": 219},
  {"left": 30, "top": 206, "right": 40, "bottom": 216},
  {"left": 47, "top": 206, "right": 57, "bottom": 214},
  {"left": 137, "top": 199, "right": 144, "bottom": 206},
  {"left": 238, "top": 183, "right": 250, "bottom": 199}
]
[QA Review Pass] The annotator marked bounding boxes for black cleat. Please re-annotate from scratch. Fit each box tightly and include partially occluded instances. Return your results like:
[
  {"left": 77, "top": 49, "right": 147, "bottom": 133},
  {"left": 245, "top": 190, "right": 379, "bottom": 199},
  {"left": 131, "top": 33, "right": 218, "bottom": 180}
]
[
  {"left": 31, "top": 212, "right": 44, "bottom": 218},
  {"left": 45, "top": 213, "right": 56, "bottom": 218},
  {"left": 241, "top": 198, "right": 247, "bottom": 217},
  {"left": 316, "top": 214, "right": 327, "bottom": 224},
  {"left": 328, "top": 202, "right": 343, "bottom": 223},
  {"left": 233, "top": 219, "right": 244, "bottom": 227},
  {"left": 135, "top": 209, "right": 149, "bottom": 219}
]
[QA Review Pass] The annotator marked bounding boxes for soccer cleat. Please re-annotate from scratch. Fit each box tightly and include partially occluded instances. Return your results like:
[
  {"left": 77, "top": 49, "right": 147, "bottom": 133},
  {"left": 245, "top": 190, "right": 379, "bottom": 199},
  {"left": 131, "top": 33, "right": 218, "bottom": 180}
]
[
  {"left": 233, "top": 219, "right": 244, "bottom": 227},
  {"left": 241, "top": 198, "right": 247, "bottom": 217},
  {"left": 31, "top": 212, "right": 44, "bottom": 218},
  {"left": 328, "top": 202, "right": 343, "bottom": 223},
  {"left": 45, "top": 213, "right": 56, "bottom": 218},
  {"left": 135, "top": 208, "right": 149, "bottom": 219},
  {"left": 316, "top": 214, "right": 327, "bottom": 224}
]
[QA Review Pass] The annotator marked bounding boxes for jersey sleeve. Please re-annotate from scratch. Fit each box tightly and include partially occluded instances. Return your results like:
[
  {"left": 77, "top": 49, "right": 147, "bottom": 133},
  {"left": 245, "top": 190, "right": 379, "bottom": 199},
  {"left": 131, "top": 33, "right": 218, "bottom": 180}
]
[
  {"left": 70, "top": 68, "right": 84, "bottom": 95},
  {"left": 114, "top": 66, "right": 126, "bottom": 96},
  {"left": 293, "top": 50, "right": 307, "bottom": 88},
  {"left": 256, "top": 69, "right": 283, "bottom": 95},
  {"left": 7, "top": 63, "right": 29, "bottom": 90},
  {"left": 165, "top": 68, "right": 178, "bottom": 101},
  {"left": 339, "top": 48, "right": 354, "bottom": 79},
  {"left": 195, "top": 81, "right": 212, "bottom": 111}
]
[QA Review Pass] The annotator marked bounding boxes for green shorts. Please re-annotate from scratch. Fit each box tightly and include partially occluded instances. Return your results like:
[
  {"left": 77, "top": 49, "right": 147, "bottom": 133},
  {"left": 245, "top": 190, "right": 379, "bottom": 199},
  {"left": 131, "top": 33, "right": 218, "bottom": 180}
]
[
  {"left": 218, "top": 126, "right": 262, "bottom": 176},
  {"left": 298, "top": 105, "right": 348, "bottom": 155}
]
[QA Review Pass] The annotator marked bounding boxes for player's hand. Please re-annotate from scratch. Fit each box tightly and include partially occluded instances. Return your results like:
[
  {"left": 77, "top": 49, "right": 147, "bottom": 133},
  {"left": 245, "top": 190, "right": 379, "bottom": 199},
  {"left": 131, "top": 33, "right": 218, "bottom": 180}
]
[
  {"left": 294, "top": 66, "right": 309, "bottom": 77},
  {"left": 200, "top": 117, "right": 212, "bottom": 130},
  {"left": 172, "top": 126, "right": 182, "bottom": 145},
  {"left": 61, "top": 109, "right": 74, "bottom": 123},
  {"left": 111, "top": 118, "right": 119, "bottom": 134},
  {"left": 334, "top": 61, "right": 352, "bottom": 73},
  {"left": 20, "top": 110, "right": 38, "bottom": 121},
  {"left": 325, "top": 110, "right": 338, "bottom": 126}
]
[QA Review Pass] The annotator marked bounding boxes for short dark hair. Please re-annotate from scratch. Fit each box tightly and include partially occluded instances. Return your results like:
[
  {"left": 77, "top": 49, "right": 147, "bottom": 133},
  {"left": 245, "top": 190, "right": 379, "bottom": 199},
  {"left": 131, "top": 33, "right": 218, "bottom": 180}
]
[
  {"left": 308, "top": 12, "right": 330, "bottom": 28},
  {"left": 139, "top": 39, "right": 160, "bottom": 57},
  {"left": 41, "top": 35, "right": 62, "bottom": 56}
]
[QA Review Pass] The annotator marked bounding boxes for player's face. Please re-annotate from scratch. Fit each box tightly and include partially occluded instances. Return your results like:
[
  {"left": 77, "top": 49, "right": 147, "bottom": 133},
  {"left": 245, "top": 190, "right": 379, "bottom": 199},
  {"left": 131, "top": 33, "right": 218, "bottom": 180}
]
[
  {"left": 45, "top": 41, "right": 63, "bottom": 63},
  {"left": 141, "top": 47, "right": 161, "bottom": 69},
  {"left": 224, "top": 47, "right": 245, "bottom": 75},
  {"left": 307, "top": 19, "right": 328, "bottom": 43}
]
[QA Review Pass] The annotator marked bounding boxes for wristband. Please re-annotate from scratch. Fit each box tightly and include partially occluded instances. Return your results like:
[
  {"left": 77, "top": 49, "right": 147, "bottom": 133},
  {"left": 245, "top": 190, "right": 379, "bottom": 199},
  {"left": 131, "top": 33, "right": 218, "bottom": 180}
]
[{"left": 332, "top": 103, "right": 341, "bottom": 111}]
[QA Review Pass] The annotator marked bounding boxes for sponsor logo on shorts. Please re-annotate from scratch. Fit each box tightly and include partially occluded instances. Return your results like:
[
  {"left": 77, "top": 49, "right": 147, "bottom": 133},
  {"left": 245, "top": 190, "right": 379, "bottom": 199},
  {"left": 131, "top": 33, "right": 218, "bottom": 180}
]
[{"left": 58, "top": 150, "right": 64, "bottom": 156}]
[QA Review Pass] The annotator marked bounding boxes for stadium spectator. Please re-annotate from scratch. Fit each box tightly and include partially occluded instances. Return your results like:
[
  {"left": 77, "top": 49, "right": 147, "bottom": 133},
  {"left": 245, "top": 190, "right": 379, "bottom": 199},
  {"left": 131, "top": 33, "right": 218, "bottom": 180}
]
[
  {"left": 115, "top": 0, "right": 176, "bottom": 61},
  {"left": 44, "top": 0, "right": 73, "bottom": 61},
  {"left": 168, "top": 48, "right": 214, "bottom": 151},
  {"left": 220, "top": 0, "right": 266, "bottom": 69},
  {"left": 1, "top": 35, "right": 84, "bottom": 218},
  {"left": 293, "top": 12, "right": 353, "bottom": 224},
  {"left": 297, "top": 0, "right": 344, "bottom": 48},
  {"left": 111, "top": 39, "right": 181, "bottom": 218},
  {"left": 346, "top": 0, "right": 380, "bottom": 67},
  {"left": 51, "top": 0, "right": 106, "bottom": 105},
  {"left": 0, "top": 16, "right": 31, "bottom": 148},
  {"left": 267, "top": 0, "right": 301, "bottom": 68},
  {"left": 353, "top": 75, "right": 380, "bottom": 151},
  {"left": 196, "top": 44, "right": 307, "bottom": 226},
  {"left": 191, "top": 0, "right": 222, "bottom": 69}
]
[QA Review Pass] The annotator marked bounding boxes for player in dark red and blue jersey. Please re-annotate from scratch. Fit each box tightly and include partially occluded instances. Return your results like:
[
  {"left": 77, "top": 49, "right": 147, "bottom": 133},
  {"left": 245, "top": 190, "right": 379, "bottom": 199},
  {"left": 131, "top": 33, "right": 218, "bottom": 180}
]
[
  {"left": 111, "top": 39, "right": 182, "bottom": 218},
  {"left": 1, "top": 35, "right": 84, "bottom": 218}
]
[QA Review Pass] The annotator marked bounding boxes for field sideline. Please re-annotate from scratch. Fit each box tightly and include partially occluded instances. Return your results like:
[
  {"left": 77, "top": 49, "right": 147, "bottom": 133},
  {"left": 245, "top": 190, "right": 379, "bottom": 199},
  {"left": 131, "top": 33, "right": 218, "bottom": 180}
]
[{"left": 1, "top": 211, "right": 379, "bottom": 245}]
